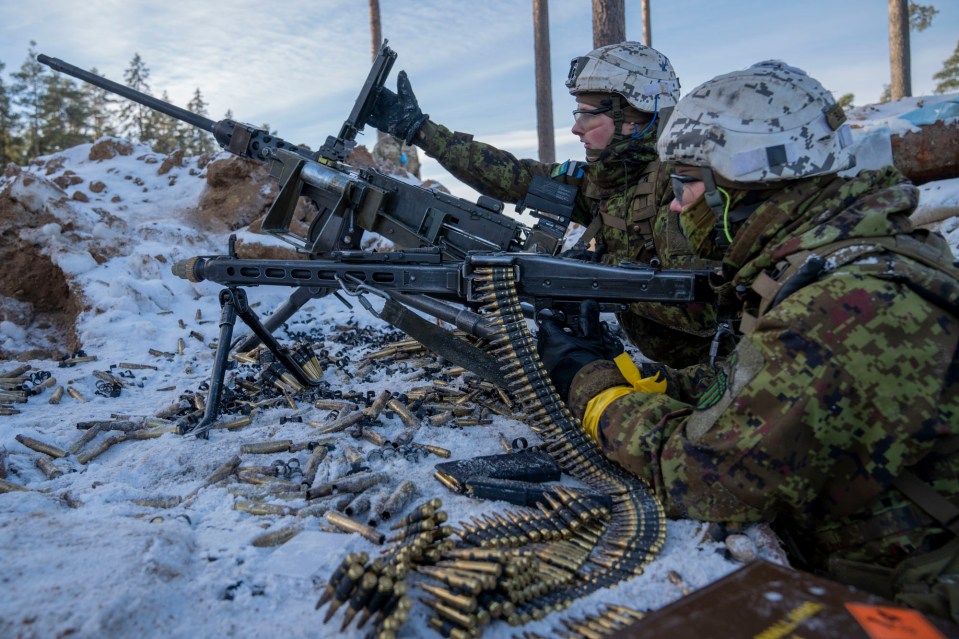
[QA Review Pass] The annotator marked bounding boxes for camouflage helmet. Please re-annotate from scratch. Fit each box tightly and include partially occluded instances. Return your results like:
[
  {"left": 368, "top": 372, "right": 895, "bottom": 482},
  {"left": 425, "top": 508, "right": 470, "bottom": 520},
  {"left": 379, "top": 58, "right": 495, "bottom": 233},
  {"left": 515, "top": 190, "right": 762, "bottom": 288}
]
[
  {"left": 566, "top": 42, "right": 681, "bottom": 112},
  {"left": 657, "top": 60, "right": 855, "bottom": 183}
]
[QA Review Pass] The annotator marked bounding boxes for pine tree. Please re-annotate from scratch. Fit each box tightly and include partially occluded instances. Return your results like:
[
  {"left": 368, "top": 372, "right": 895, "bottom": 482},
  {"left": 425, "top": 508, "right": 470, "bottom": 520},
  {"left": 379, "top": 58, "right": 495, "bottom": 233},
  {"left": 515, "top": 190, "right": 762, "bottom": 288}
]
[
  {"left": 40, "top": 73, "right": 91, "bottom": 152},
  {"left": 0, "top": 60, "right": 25, "bottom": 165},
  {"left": 119, "top": 53, "right": 154, "bottom": 144},
  {"left": 11, "top": 41, "right": 50, "bottom": 160},
  {"left": 933, "top": 40, "right": 959, "bottom": 94},
  {"left": 185, "top": 88, "right": 215, "bottom": 155},
  {"left": 84, "top": 68, "right": 118, "bottom": 140},
  {"left": 836, "top": 93, "right": 855, "bottom": 111},
  {"left": 150, "top": 90, "right": 181, "bottom": 154}
]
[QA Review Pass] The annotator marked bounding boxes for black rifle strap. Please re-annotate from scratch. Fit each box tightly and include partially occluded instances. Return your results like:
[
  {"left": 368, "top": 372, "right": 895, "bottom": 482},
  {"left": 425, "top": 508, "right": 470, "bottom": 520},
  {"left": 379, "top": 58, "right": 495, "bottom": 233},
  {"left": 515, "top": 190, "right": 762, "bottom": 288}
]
[{"left": 379, "top": 298, "right": 504, "bottom": 385}]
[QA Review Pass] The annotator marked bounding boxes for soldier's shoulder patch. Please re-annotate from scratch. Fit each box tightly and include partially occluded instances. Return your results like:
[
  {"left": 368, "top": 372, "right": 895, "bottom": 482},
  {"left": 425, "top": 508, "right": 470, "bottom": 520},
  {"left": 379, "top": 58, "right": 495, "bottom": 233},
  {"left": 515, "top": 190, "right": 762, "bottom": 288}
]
[
  {"left": 696, "top": 370, "right": 728, "bottom": 411},
  {"left": 551, "top": 160, "right": 585, "bottom": 179}
]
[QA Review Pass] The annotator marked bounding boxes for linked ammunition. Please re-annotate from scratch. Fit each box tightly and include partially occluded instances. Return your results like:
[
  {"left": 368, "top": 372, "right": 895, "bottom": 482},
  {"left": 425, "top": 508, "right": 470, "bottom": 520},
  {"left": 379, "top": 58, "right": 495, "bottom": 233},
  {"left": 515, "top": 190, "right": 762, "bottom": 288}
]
[
  {"left": 322, "top": 563, "right": 365, "bottom": 622},
  {"left": 66, "top": 386, "right": 86, "bottom": 402},
  {"left": 419, "top": 582, "right": 478, "bottom": 614},
  {"left": 421, "top": 597, "right": 486, "bottom": 631},
  {"left": 316, "top": 552, "right": 369, "bottom": 609},
  {"left": 414, "top": 565, "right": 484, "bottom": 594},
  {"left": 388, "top": 500, "right": 440, "bottom": 530},
  {"left": 15, "top": 434, "right": 67, "bottom": 459},
  {"left": 326, "top": 511, "right": 385, "bottom": 545},
  {"left": 240, "top": 440, "right": 292, "bottom": 455},
  {"left": 251, "top": 524, "right": 302, "bottom": 547},
  {"left": 356, "top": 574, "right": 394, "bottom": 629},
  {"left": 340, "top": 571, "right": 379, "bottom": 630},
  {"left": 35, "top": 456, "right": 62, "bottom": 479},
  {"left": 427, "top": 617, "right": 473, "bottom": 639}
]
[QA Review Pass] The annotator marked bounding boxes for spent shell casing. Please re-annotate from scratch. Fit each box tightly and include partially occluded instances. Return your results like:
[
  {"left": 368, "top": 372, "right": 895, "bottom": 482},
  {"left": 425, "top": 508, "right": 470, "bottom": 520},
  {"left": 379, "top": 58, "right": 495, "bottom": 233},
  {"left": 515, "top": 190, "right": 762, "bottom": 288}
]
[
  {"left": 0, "top": 478, "right": 29, "bottom": 493},
  {"left": 331, "top": 471, "right": 388, "bottom": 494},
  {"left": 75, "top": 434, "right": 126, "bottom": 464},
  {"left": 251, "top": 524, "right": 302, "bottom": 547},
  {"left": 177, "top": 338, "right": 185, "bottom": 355},
  {"left": 15, "top": 434, "right": 67, "bottom": 459},
  {"left": 240, "top": 440, "right": 292, "bottom": 455},
  {"left": 35, "top": 456, "right": 63, "bottom": 479},
  {"left": 375, "top": 480, "right": 416, "bottom": 521},
  {"left": 66, "top": 386, "right": 86, "bottom": 402},
  {"left": 68, "top": 424, "right": 102, "bottom": 455},
  {"left": 386, "top": 398, "right": 420, "bottom": 429},
  {"left": 233, "top": 500, "right": 294, "bottom": 516},
  {"left": 213, "top": 416, "right": 253, "bottom": 431},
  {"left": 118, "top": 362, "right": 158, "bottom": 370},
  {"left": 326, "top": 511, "right": 385, "bottom": 545},
  {"left": 60, "top": 355, "right": 97, "bottom": 366},
  {"left": 302, "top": 445, "right": 329, "bottom": 487},
  {"left": 132, "top": 496, "right": 183, "bottom": 508}
]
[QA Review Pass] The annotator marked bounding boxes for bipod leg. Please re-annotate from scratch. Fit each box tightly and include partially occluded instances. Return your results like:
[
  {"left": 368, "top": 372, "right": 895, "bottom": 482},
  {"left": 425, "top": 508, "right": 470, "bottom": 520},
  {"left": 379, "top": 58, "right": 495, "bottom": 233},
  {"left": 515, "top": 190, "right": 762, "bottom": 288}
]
[
  {"left": 232, "top": 285, "right": 329, "bottom": 353},
  {"left": 183, "top": 287, "right": 240, "bottom": 438},
  {"left": 231, "top": 288, "right": 321, "bottom": 389}
]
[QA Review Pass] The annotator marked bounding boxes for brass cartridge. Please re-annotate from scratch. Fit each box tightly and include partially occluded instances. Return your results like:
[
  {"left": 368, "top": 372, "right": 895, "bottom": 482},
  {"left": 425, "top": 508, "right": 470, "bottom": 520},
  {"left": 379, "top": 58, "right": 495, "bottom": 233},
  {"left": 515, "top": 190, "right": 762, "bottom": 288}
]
[
  {"left": 15, "top": 434, "right": 67, "bottom": 459},
  {"left": 326, "top": 511, "right": 385, "bottom": 545}
]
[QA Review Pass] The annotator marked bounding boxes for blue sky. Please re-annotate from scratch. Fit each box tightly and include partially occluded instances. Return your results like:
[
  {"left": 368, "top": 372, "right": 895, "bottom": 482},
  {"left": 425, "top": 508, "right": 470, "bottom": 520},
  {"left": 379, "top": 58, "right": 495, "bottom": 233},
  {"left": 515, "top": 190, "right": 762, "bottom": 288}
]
[{"left": 1, "top": 0, "right": 956, "bottom": 199}]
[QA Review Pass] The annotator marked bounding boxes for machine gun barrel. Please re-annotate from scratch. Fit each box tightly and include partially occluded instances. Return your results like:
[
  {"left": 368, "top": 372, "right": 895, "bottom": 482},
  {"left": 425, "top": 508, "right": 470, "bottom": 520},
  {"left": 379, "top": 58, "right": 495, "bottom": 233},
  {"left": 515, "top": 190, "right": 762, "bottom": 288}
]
[{"left": 37, "top": 54, "right": 216, "bottom": 133}]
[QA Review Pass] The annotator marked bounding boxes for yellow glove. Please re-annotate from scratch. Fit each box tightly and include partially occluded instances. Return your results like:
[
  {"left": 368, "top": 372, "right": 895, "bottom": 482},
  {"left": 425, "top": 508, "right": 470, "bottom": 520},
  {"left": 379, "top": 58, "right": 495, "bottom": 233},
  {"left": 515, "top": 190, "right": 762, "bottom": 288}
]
[{"left": 581, "top": 352, "right": 666, "bottom": 443}]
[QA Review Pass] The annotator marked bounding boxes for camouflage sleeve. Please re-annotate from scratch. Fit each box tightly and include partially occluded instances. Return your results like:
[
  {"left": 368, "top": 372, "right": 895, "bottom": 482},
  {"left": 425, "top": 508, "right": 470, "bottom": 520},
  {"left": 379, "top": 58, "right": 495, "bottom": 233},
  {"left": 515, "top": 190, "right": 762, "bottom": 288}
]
[
  {"left": 418, "top": 121, "right": 593, "bottom": 225},
  {"left": 567, "top": 269, "right": 959, "bottom": 524}
]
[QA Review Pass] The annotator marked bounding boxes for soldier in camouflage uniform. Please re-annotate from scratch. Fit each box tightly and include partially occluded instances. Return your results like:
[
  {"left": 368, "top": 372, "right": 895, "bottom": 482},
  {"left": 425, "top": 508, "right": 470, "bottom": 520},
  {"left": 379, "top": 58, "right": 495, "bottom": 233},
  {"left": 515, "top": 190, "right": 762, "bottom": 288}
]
[
  {"left": 366, "top": 42, "right": 718, "bottom": 368},
  {"left": 538, "top": 61, "right": 959, "bottom": 620}
]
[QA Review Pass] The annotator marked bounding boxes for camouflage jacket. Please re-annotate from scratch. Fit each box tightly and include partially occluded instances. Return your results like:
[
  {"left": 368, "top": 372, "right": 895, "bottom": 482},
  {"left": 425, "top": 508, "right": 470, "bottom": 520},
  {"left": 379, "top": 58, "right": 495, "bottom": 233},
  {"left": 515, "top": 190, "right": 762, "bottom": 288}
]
[
  {"left": 418, "top": 120, "right": 717, "bottom": 366},
  {"left": 567, "top": 167, "right": 959, "bottom": 574}
]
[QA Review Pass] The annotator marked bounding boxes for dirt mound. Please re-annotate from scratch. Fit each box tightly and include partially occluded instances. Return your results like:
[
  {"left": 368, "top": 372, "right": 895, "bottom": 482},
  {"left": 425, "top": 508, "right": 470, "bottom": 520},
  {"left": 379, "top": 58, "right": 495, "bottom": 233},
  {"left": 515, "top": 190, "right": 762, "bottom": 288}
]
[
  {"left": 187, "top": 156, "right": 277, "bottom": 233},
  {"left": 0, "top": 188, "right": 81, "bottom": 360}
]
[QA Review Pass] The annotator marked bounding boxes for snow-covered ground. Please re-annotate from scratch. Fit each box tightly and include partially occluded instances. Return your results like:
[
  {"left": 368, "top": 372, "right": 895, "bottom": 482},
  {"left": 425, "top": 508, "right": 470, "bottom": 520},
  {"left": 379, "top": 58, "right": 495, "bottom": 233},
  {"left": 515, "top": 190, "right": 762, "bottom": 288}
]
[{"left": 0, "top": 93, "right": 957, "bottom": 639}]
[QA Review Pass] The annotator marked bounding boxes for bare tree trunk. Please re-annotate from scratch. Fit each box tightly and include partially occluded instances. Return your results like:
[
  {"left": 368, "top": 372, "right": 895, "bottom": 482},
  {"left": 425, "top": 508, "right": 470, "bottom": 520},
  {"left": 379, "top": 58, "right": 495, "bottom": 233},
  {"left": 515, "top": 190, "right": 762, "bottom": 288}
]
[
  {"left": 369, "top": 0, "right": 386, "bottom": 143},
  {"left": 533, "top": 0, "right": 555, "bottom": 163},
  {"left": 889, "top": 0, "right": 911, "bottom": 100},
  {"left": 641, "top": 0, "right": 652, "bottom": 46},
  {"left": 592, "top": 0, "right": 626, "bottom": 48}
]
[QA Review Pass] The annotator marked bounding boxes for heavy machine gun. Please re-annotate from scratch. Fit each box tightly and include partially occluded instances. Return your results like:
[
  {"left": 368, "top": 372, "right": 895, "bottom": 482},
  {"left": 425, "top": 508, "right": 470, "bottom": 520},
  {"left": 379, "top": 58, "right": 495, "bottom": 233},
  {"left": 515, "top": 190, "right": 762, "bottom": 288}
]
[
  {"left": 40, "top": 45, "right": 713, "bottom": 437},
  {"left": 39, "top": 43, "right": 577, "bottom": 351}
]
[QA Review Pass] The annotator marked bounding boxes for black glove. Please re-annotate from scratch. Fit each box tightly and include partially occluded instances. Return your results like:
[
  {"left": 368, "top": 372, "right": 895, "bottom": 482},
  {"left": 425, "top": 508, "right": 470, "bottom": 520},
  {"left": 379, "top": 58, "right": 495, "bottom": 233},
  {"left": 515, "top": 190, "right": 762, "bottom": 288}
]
[
  {"left": 366, "top": 70, "right": 429, "bottom": 145},
  {"left": 536, "top": 300, "right": 624, "bottom": 401},
  {"left": 559, "top": 245, "right": 605, "bottom": 263}
]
